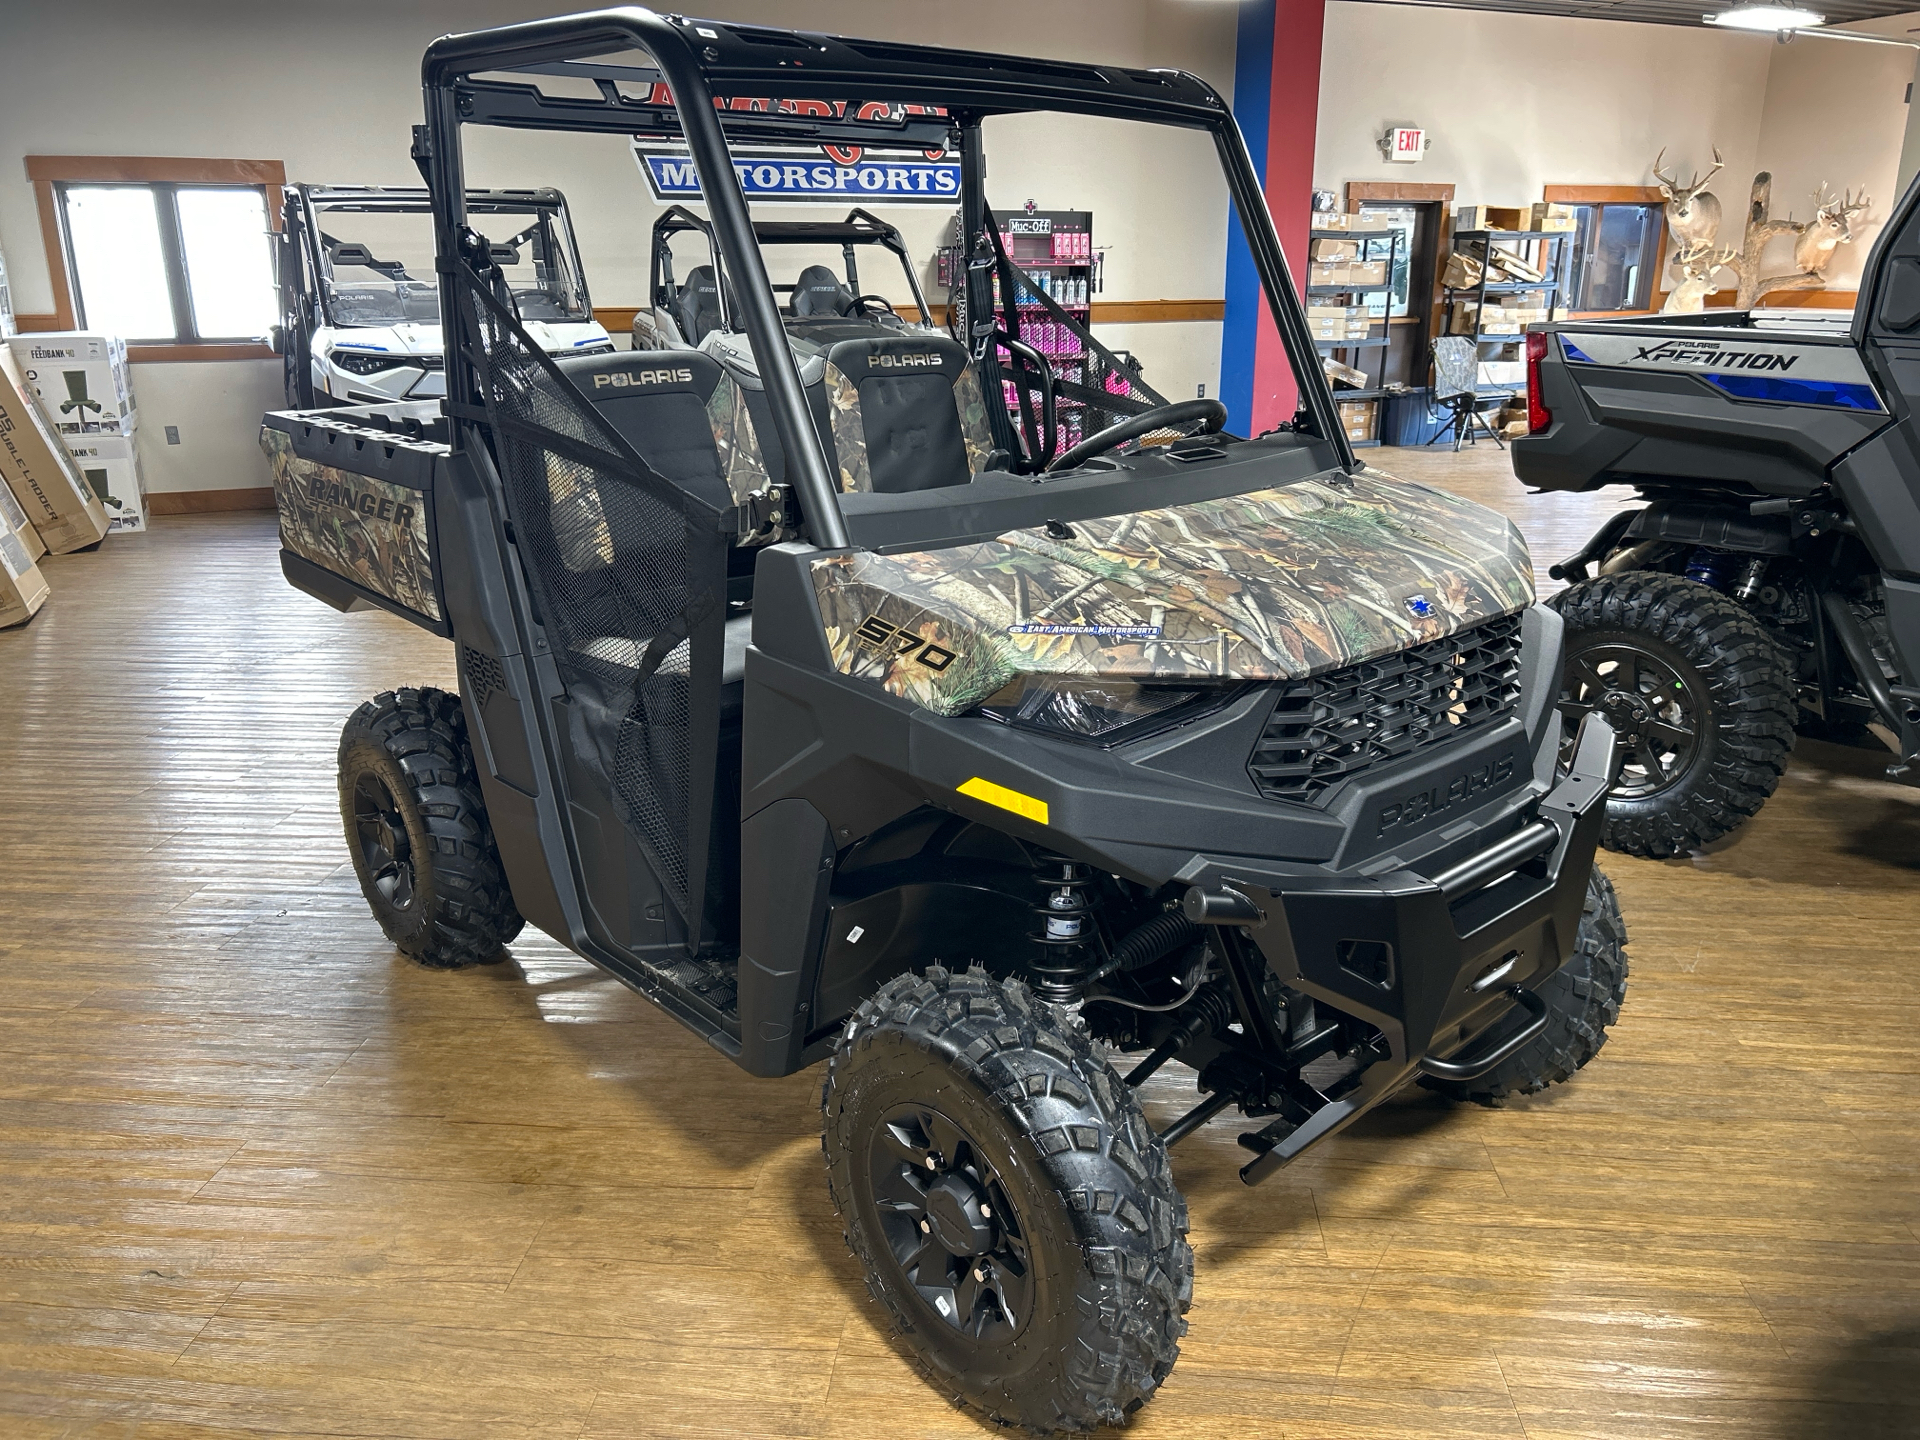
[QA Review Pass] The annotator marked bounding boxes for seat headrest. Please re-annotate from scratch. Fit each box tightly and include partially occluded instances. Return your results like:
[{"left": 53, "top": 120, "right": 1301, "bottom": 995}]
[
  {"left": 823, "top": 334, "right": 970, "bottom": 385},
  {"left": 555, "top": 348, "right": 724, "bottom": 403},
  {"left": 792, "top": 264, "right": 855, "bottom": 318},
  {"left": 679, "top": 265, "right": 726, "bottom": 344}
]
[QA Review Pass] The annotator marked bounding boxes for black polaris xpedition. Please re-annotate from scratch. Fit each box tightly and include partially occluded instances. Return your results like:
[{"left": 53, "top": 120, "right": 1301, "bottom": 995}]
[
  {"left": 1516, "top": 174, "right": 1920, "bottom": 856},
  {"left": 263, "top": 9, "right": 1627, "bottom": 1430}
]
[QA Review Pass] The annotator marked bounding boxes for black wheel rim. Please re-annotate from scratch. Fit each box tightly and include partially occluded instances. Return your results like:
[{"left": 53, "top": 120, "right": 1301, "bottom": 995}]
[
  {"left": 868, "top": 1104, "right": 1034, "bottom": 1341},
  {"left": 1558, "top": 640, "right": 1702, "bottom": 800},
  {"left": 351, "top": 772, "right": 415, "bottom": 910}
]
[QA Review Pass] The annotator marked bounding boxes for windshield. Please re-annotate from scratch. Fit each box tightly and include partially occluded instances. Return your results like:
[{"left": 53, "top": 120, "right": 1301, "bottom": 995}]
[{"left": 314, "top": 200, "right": 591, "bottom": 328}]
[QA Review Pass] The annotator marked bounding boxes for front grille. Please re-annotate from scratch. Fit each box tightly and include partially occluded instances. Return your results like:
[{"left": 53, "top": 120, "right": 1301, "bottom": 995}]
[{"left": 1247, "top": 613, "right": 1524, "bottom": 806}]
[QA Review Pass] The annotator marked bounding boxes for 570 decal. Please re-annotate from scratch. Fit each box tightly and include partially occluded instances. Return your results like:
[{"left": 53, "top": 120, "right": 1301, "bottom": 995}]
[{"left": 855, "top": 614, "right": 956, "bottom": 672}]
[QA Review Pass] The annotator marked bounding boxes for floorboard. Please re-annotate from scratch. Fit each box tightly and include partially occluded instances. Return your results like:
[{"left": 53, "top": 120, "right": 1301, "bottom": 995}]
[{"left": 0, "top": 443, "right": 1914, "bottom": 1438}]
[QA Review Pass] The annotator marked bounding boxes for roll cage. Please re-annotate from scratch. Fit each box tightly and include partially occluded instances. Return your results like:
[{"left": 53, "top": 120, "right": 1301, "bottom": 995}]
[
  {"left": 283, "top": 184, "right": 595, "bottom": 331},
  {"left": 417, "top": 5, "right": 1346, "bottom": 553},
  {"left": 648, "top": 204, "right": 932, "bottom": 329}
]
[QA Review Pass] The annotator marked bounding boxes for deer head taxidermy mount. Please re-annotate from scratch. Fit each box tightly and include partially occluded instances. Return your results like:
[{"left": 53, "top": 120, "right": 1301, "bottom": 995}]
[
  {"left": 1792, "top": 186, "right": 1871, "bottom": 276},
  {"left": 1662, "top": 241, "right": 1737, "bottom": 314},
  {"left": 1653, "top": 146, "right": 1725, "bottom": 250}
]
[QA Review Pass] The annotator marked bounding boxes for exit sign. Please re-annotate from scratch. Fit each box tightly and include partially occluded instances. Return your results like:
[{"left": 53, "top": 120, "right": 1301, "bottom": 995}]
[{"left": 1389, "top": 127, "right": 1425, "bottom": 163}]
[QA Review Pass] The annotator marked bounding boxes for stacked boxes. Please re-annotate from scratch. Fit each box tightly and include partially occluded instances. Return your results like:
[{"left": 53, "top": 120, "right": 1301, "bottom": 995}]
[
  {"left": 1306, "top": 304, "right": 1375, "bottom": 342},
  {"left": 0, "top": 346, "right": 111, "bottom": 553},
  {"left": 0, "top": 472, "right": 50, "bottom": 628},
  {"left": 1337, "top": 399, "right": 1379, "bottom": 444},
  {"left": 5, "top": 332, "right": 146, "bottom": 532},
  {"left": 1529, "top": 203, "right": 1577, "bottom": 233}
]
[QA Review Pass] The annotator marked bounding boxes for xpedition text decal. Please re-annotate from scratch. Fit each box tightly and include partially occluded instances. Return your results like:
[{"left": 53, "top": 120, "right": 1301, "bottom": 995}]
[{"left": 1630, "top": 339, "right": 1799, "bottom": 371}]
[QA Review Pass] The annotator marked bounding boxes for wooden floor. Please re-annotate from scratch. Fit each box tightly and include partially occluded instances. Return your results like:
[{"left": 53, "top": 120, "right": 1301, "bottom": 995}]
[{"left": 2, "top": 448, "right": 1916, "bottom": 1439}]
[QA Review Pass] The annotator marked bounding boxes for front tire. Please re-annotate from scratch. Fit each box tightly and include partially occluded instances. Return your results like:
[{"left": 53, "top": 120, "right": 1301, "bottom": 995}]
[
  {"left": 1422, "top": 865, "right": 1629, "bottom": 1105},
  {"left": 1553, "top": 572, "right": 1796, "bottom": 857},
  {"left": 822, "top": 964, "right": 1191, "bottom": 1433},
  {"left": 337, "top": 687, "right": 522, "bottom": 967}
]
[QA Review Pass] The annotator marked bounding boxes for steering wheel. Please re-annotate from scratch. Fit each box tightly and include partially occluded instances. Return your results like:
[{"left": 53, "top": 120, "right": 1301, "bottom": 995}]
[
  {"left": 850, "top": 294, "right": 897, "bottom": 317},
  {"left": 1048, "top": 398, "right": 1229, "bottom": 472}
]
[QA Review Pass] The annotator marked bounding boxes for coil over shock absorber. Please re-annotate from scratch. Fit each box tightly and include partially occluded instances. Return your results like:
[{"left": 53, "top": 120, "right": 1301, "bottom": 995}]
[{"left": 1029, "top": 853, "right": 1097, "bottom": 1002}]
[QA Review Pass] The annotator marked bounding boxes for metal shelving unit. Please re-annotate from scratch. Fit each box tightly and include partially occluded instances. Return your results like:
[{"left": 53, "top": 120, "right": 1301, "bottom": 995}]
[
  {"left": 1442, "top": 229, "right": 1570, "bottom": 398},
  {"left": 1308, "top": 225, "right": 1401, "bottom": 449}
]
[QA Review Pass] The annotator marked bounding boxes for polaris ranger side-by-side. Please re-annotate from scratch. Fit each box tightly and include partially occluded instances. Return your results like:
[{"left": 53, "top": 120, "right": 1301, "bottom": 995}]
[
  {"left": 1515, "top": 178, "right": 1920, "bottom": 856},
  {"left": 263, "top": 10, "right": 1628, "bottom": 1429},
  {"left": 272, "top": 184, "right": 613, "bottom": 409}
]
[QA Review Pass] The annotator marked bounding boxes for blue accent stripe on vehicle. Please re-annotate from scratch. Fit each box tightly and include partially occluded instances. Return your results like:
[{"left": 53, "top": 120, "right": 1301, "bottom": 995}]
[
  {"left": 1219, "top": 0, "right": 1275, "bottom": 439},
  {"left": 1561, "top": 340, "right": 1594, "bottom": 364},
  {"left": 1706, "top": 373, "right": 1883, "bottom": 411}
]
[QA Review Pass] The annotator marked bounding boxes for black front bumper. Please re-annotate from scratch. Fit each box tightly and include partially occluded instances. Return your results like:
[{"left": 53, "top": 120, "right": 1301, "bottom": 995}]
[{"left": 1227, "top": 713, "right": 1617, "bottom": 1179}]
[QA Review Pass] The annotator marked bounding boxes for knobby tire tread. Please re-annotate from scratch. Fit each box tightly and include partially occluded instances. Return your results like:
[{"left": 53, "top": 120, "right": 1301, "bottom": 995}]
[
  {"left": 338, "top": 686, "right": 522, "bottom": 968},
  {"left": 822, "top": 964, "right": 1192, "bottom": 1433}
]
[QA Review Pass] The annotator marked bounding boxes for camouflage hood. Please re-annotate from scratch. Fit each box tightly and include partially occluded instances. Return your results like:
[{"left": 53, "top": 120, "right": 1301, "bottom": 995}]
[{"left": 810, "top": 467, "right": 1534, "bottom": 717}]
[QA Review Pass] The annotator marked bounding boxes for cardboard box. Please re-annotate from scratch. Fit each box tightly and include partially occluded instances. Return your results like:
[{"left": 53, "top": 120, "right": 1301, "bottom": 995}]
[
  {"left": 1449, "top": 302, "right": 1479, "bottom": 335},
  {"left": 1442, "top": 253, "right": 1484, "bottom": 291},
  {"left": 5, "top": 332, "right": 136, "bottom": 437},
  {"left": 0, "top": 482, "right": 50, "bottom": 629},
  {"left": 1310, "top": 238, "right": 1359, "bottom": 261},
  {"left": 1348, "top": 260, "right": 1389, "bottom": 287},
  {"left": 1308, "top": 261, "right": 1350, "bottom": 287},
  {"left": 0, "top": 347, "right": 112, "bottom": 553},
  {"left": 1347, "top": 211, "right": 1392, "bottom": 233},
  {"left": 1529, "top": 203, "right": 1577, "bottom": 233},
  {"left": 1456, "top": 205, "right": 1526, "bottom": 234},
  {"left": 0, "top": 238, "right": 14, "bottom": 339},
  {"left": 1337, "top": 398, "right": 1379, "bottom": 442},
  {"left": 1323, "top": 356, "right": 1369, "bottom": 389},
  {"left": 1312, "top": 212, "right": 1350, "bottom": 232},
  {"left": 62, "top": 433, "right": 149, "bottom": 534}
]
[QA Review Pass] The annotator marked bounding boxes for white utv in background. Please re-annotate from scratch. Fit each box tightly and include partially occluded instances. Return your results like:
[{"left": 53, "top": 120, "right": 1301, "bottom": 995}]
[{"left": 272, "top": 183, "right": 613, "bottom": 408}]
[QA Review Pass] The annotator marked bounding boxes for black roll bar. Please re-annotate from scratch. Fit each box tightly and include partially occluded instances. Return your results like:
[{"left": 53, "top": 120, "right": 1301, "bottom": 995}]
[{"left": 421, "top": 6, "right": 850, "bottom": 550}]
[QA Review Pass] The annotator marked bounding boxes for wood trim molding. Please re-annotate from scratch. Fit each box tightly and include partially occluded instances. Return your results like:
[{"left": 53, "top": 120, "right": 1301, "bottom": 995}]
[
  {"left": 1345, "top": 182, "right": 1456, "bottom": 204},
  {"left": 1542, "top": 184, "right": 1665, "bottom": 205},
  {"left": 147, "top": 487, "right": 278, "bottom": 516},
  {"left": 26, "top": 155, "right": 285, "bottom": 186},
  {"left": 24, "top": 156, "right": 286, "bottom": 356},
  {"left": 594, "top": 298, "right": 1223, "bottom": 334},
  {"left": 128, "top": 343, "right": 276, "bottom": 364},
  {"left": 30, "top": 181, "right": 76, "bottom": 330}
]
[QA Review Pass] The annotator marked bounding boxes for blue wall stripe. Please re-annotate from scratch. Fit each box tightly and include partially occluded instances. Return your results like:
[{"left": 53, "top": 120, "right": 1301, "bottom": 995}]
[{"left": 1220, "top": 0, "right": 1276, "bottom": 438}]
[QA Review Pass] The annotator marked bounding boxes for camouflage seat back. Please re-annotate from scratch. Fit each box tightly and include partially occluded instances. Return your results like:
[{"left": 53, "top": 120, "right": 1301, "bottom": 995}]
[{"left": 823, "top": 334, "right": 993, "bottom": 494}]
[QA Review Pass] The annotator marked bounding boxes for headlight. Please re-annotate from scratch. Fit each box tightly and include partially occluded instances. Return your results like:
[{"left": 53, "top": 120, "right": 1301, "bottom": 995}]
[
  {"left": 974, "top": 675, "right": 1225, "bottom": 744},
  {"left": 566, "top": 341, "right": 617, "bottom": 357},
  {"left": 329, "top": 349, "right": 414, "bottom": 376}
]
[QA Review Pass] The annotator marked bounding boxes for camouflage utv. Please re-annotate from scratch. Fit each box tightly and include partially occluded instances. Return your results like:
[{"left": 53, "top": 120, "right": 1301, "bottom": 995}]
[{"left": 265, "top": 8, "right": 1629, "bottom": 1432}]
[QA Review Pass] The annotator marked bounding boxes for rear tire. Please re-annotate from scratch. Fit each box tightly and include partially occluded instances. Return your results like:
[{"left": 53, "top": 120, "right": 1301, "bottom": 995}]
[
  {"left": 1553, "top": 572, "right": 1796, "bottom": 857},
  {"left": 822, "top": 964, "right": 1191, "bottom": 1433},
  {"left": 337, "top": 687, "right": 522, "bottom": 967},
  {"left": 1421, "top": 866, "right": 1628, "bottom": 1105}
]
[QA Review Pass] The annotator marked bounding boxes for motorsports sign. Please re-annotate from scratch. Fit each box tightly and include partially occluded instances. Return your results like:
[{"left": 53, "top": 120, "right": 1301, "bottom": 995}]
[{"left": 631, "top": 95, "right": 959, "bottom": 205}]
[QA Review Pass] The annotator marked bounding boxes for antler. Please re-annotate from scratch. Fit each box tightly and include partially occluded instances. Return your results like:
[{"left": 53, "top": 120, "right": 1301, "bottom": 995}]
[
  {"left": 1697, "top": 146, "right": 1725, "bottom": 191},
  {"left": 1652, "top": 147, "right": 1681, "bottom": 190},
  {"left": 1841, "top": 187, "right": 1871, "bottom": 217}
]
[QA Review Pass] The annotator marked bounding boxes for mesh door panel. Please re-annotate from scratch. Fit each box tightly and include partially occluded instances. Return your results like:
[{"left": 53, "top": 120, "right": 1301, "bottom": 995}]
[{"left": 460, "top": 267, "right": 726, "bottom": 929}]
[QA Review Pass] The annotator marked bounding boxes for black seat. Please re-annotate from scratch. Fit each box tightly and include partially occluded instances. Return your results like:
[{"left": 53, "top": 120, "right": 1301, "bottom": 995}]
[
  {"left": 823, "top": 334, "right": 977, "bottom": 493},
  {"left": 555, "top": 349, "right": 758, "bottom": 709},
  {"left": 792, "top": 263, "right": 855, "bottom": 317},
  {"left": 678, "top": 265, "right": 727, "bottom": 344},
  {"left": 556, "top": 350, "right": 734, "bottom": 510}
]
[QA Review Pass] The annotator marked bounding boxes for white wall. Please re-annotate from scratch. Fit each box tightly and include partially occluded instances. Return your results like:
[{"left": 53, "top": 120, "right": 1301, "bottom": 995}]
[
  {"left": 1316, "top": 4, "right": 1775, "bottom": 238},
  {"left": 1750, "top": 15, "right": 1920, "bottom": 290},
  {"left": 0, "top": 0, "right": 1236, "bottom": 493},
  {"left": 1313, "top": 2, "right": 1917, "bottom": 300}
]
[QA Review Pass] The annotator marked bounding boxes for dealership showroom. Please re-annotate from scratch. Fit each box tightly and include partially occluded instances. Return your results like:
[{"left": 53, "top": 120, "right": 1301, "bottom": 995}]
[{"left": 3, "top": 0, "right": 1919, "bottom": 1435}]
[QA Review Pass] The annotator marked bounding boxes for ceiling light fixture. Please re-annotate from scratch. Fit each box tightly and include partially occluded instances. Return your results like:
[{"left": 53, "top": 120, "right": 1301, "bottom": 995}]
[{"left": 1704, "top": 5, "right": 1825, "bottom": 29}]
